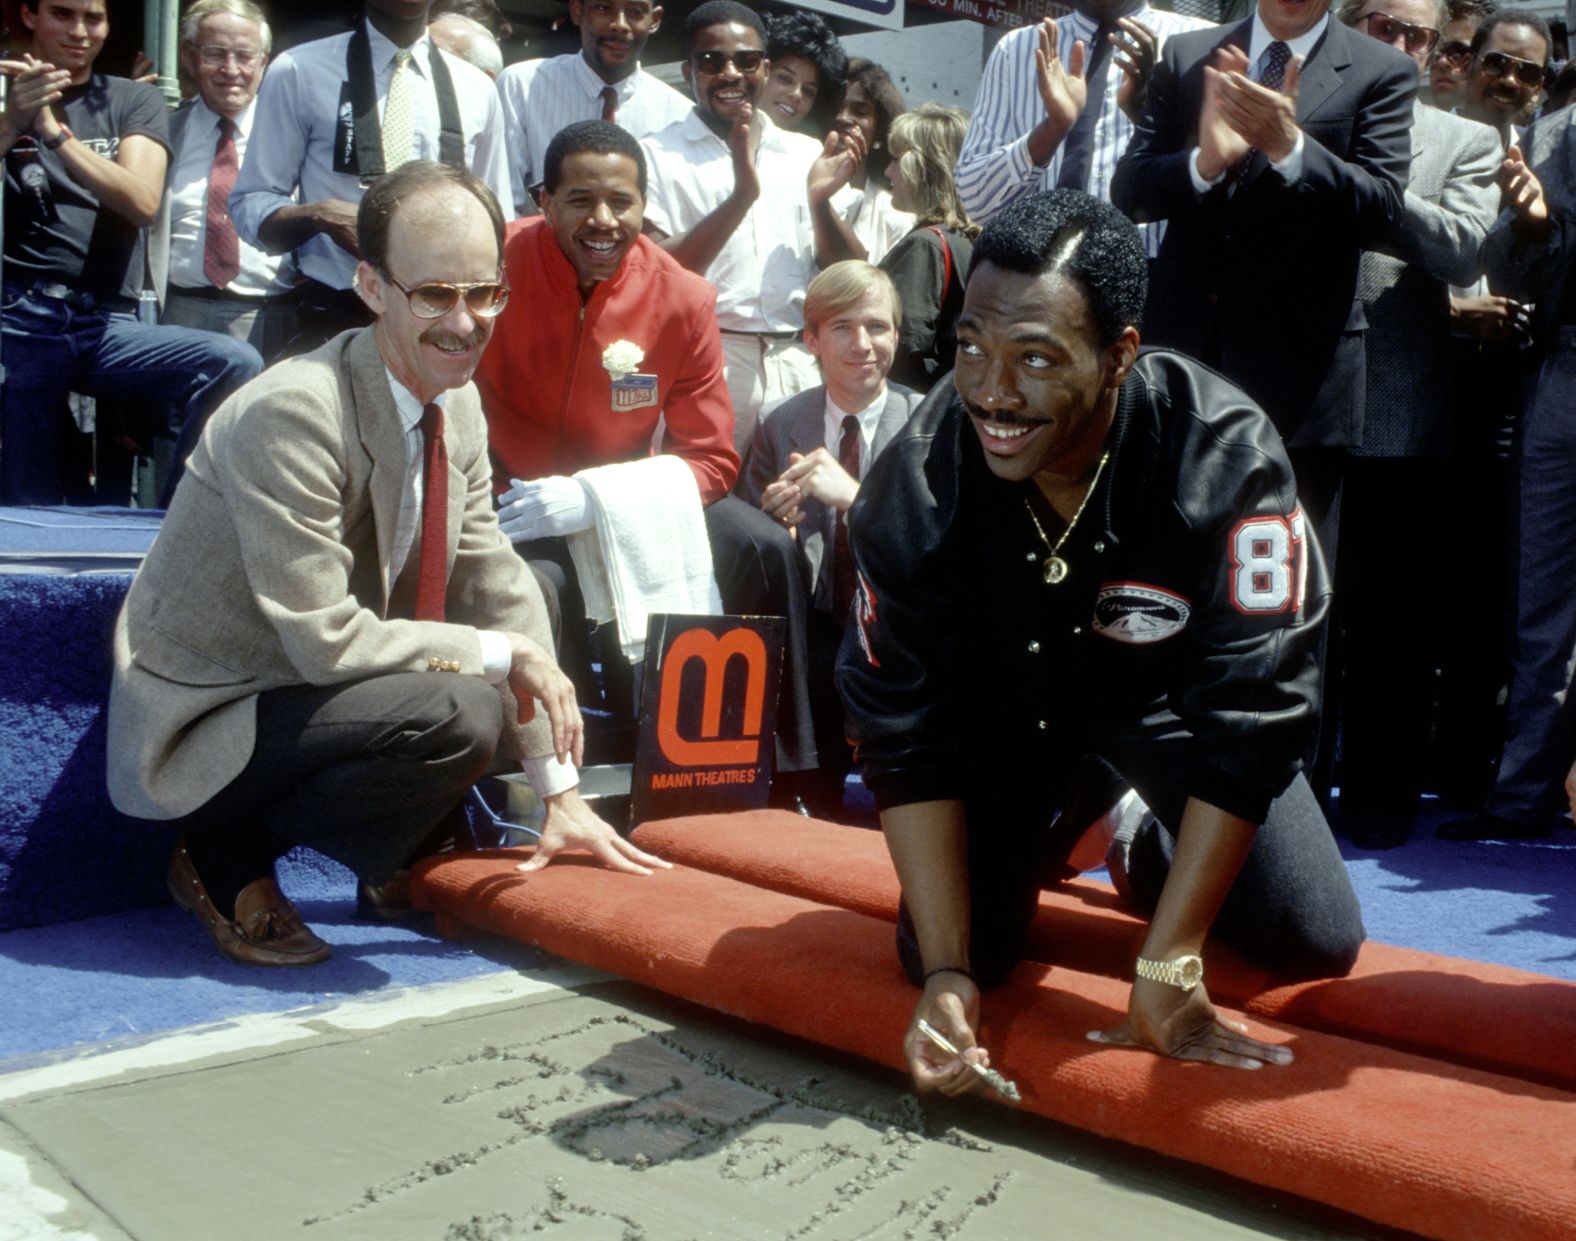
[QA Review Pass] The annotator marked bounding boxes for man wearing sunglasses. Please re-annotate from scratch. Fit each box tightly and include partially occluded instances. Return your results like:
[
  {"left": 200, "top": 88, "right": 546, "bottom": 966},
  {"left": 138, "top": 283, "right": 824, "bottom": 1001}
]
[
  {"left": 1331, "top": 0, "right": 1502, "bottom": 848},
  {"left": 1448, "top": 28, "right": 1576, "bottom": 843},
  {"left": 641, "top": 0, "right": 856, "bottom": 457},
  {"left": 1458, "top": 9, "right": 1551, "bottom": 144},
  {"left": 109, "top": 161, "right": 665, "bottom": 969},
  {"left": 1427, "top": 0, "right": 1491, "bottom": 109}
]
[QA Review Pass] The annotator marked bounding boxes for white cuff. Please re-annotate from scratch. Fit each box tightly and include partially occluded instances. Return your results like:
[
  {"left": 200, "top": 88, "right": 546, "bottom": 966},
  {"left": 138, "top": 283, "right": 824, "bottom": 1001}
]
[
  {"left": 477, "top": 630, "right": 511, "bottom": 686},
  {"left": 521, "top": 753, "right": 579, "bottom": 798},
  {"left": 1188, "top": 147, "right": 1226, "bottom": 194},
  {"left": 1270, "top": 131, "right": 1304, "bottom": 184}
]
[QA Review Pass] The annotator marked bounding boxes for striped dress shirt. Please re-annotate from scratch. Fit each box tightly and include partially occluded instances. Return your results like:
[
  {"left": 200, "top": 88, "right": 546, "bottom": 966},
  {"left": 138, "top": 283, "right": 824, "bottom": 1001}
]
[{"left": 956, "top": 6, "right": 1212, "bottom": 255}]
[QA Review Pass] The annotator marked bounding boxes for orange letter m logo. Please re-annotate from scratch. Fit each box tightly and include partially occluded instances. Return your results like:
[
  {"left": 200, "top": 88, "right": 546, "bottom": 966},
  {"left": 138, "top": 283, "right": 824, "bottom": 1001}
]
[{"left": 656, "top": 627, "right": 768, "bottom": 767}]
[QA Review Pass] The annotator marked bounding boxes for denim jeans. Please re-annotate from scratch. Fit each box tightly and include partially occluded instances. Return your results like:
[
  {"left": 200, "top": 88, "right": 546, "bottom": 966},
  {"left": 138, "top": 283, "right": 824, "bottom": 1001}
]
[{"left": 0, "top": 282, "right": 262, "bottom": 504}]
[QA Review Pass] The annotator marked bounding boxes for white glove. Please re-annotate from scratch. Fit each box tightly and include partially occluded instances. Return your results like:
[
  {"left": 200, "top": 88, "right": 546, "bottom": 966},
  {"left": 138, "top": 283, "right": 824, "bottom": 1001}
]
[{"left": 497, "top": 476, "right": 594, "bottom": 542}]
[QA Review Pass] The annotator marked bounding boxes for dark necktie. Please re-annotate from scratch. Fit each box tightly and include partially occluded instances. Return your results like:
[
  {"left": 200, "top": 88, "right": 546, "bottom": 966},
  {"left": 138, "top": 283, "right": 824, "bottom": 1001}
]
[
  {"left": 600, "top": 85, "right": 618, "bottom": 123},
  {"left": 203, "top": 117, "right": 241, "bottom": 290},
  {"left": 1229, "top": 42, "right": 1293, "bottom": 182},
  {"left": 414, "top": 403, "right": 448, "bottom": 622},
  {"left": 1259, "top": 40, "right": 1292, "bottom": 91},
  {"left": 832, "top": 414, "right": 861, "bottom": 624},
  {"left": 1055, "top": 21, "right": 1117, "bottom": 192}
]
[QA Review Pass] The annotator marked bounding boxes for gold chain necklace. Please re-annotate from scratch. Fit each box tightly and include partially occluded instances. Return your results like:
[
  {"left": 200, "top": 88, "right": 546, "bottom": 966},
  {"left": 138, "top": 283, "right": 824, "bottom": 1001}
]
[{"left": 1023, "top": 452, "right": 1109, "bottom": 585}]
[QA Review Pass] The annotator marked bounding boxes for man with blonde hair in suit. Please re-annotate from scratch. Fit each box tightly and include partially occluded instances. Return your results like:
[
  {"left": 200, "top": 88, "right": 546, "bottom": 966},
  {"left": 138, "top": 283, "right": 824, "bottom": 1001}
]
[
  {"left": 108, "top": 161, "right": 665, "bottom": 969},
  {"left": 740, "top": 260, "right": 923, "bottom": 814}
]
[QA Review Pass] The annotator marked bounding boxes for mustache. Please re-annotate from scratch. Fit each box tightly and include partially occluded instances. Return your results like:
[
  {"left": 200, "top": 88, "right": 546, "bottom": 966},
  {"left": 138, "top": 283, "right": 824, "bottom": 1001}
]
[
  {"left": 421, "top": 325, "right": 487, "bottom": 351},
  {"left": 962, "top": 402, "right": 1049, "bottom": 429}
]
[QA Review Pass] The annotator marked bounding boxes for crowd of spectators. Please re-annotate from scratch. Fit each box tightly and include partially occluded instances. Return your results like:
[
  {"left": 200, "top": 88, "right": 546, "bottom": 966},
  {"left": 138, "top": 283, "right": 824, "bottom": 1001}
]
[{"left": 5, "top": 0, "right": 1576, "bottom": 844}]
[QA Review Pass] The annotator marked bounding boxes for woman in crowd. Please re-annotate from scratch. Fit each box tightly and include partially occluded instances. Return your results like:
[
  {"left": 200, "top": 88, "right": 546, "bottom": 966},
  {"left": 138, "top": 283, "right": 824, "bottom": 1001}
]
[
  {"left": 830, "top": 58, "right": 912, "bottom": 264},
  {"left": 759, "top": 10, "right": 847, "bottom": 138},
  {"left": 878, "top": 104, "right": 977, "bottom": 392}
]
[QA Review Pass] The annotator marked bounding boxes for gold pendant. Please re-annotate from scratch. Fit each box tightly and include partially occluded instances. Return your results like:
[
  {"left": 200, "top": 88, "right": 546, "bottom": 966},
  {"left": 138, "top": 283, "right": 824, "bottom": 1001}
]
[{"left": 1043, "top": 555, "right": 1069, "bottom": 585}]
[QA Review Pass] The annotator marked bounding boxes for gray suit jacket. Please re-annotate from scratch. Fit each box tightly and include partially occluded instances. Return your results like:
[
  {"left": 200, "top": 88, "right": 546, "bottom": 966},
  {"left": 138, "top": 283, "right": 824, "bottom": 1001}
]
[
  {"left": 1357, "top": 101, "right": 1502, "bottom": 458},
  {"left": 1483, "top": 103, "right": 1576, "bottom": 349},
  {"left": 739, "top": 382, "right": 923, "bottom": 611},
  {"left": 107, "top": 327, "right": 556, "bottom": 820}
]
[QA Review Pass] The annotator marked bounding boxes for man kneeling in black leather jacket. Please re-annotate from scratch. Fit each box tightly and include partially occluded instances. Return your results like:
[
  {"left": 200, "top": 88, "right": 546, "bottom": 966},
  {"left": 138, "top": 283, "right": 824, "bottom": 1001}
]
[{"left": 837, "top": 189, "right": 1365, "bottom": 1092}]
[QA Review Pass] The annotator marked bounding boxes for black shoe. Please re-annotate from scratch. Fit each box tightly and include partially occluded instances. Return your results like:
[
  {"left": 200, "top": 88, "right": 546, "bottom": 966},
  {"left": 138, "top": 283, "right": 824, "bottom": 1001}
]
[{"left": 1436, "top": 811, "right": 1552, "bottom": 842}]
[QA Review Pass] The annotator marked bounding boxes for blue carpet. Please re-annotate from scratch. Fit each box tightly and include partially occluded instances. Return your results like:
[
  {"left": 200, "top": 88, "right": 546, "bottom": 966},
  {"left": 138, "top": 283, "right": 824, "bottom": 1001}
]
[{"left": 1, "top": 796, "right": 1572, "bottom": 1065}]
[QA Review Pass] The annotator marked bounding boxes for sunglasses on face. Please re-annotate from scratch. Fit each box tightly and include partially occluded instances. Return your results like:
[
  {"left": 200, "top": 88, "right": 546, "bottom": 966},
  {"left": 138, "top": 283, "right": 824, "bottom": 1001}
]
[
  {"left": 1478, "top": 49, "right": 1547, "bottom": 88},
  {"left": 380, "top": 271, "right": 510, "bottom": 319},
  {"left": 692, "top": 48, "right": 764, "bottom": 74},
  {"left": 1437, "top": 40, "right": 1473, "bottom": 66},
  {"left": 1359, "top": 11, "right": 1440, "bottom": 55}
]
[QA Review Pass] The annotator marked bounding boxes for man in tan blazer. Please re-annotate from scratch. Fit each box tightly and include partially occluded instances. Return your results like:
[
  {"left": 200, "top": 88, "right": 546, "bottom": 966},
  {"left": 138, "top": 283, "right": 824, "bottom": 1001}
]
[{"left": 108, "top": 160, "right": 665, "bottom": 968}]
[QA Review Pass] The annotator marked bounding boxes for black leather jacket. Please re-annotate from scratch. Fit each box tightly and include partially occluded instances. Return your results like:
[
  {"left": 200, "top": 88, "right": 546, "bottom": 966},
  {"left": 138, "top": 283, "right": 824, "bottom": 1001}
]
[{"left": 837, "top": 350, "right": 1329, "bottom": 825}]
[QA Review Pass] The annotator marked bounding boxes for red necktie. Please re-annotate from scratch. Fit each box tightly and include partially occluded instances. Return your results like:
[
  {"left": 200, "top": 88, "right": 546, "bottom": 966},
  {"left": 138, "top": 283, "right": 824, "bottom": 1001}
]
[
  {"left": 832, "top": 414, "right": 861, "bottom": 624},
  {"left": 600, "top": 85, "right": 618, "bottom": 122},
  {"left": 203, "top": 117, "right": 241, "bottom": 290},
  {"left": 415, "top": 403, "right": 448, "bottom": 621}
]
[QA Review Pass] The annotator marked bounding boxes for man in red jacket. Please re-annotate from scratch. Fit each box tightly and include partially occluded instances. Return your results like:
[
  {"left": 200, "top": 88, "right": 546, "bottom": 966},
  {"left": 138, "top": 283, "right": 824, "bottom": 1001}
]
[{"left": 474, "top": 119, "right": 829, "bottom": 805}]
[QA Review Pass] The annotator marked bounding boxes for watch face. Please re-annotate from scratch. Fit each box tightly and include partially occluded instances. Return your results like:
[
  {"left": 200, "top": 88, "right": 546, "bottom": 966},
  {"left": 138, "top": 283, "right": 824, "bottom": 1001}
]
[{"left": 1179, "top": 956, "right": 1204, "bottom": 988}]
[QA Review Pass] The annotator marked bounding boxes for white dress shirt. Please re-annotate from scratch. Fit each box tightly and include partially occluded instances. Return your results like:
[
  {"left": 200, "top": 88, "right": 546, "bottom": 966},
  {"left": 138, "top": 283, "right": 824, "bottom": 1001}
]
[
  {"left": 496, "top": 53, "right": 691, "bottom": 216},
  {"left": 956, "top": 4, "right": 1212, "bottom": 256},
  {"left": 641, "top": 109, "right": 822, "bottom": 333},
  {"left": 829, "top": 180, "right": 914, "bottom": 265},
  {"left": 232, "top": 19, "right": 513, "bottom": 291},
  {"left": 384, "top": 369, "right": 577, "bottom": 798},
  {"left": 1187, "top": 13, "right": 1326, "bottom": 193},
  {"left": 168, "top": 98, "right": 294, "bottom": 296},
  {"left": 821, "top": 388, "right": 887, "bottom": 474}
]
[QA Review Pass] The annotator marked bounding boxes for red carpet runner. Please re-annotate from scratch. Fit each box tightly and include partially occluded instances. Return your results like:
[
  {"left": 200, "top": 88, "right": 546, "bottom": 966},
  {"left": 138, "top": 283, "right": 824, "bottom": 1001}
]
[{"left": 412, "top": 811, "right": 1576, "bottom": 1241}]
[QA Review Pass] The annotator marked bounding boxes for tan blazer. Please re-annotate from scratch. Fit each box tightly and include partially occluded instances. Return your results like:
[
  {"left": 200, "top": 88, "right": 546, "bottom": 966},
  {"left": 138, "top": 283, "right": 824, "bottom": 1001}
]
[{"left": 107, "top": 327, "right": 556, "bottom": 821}]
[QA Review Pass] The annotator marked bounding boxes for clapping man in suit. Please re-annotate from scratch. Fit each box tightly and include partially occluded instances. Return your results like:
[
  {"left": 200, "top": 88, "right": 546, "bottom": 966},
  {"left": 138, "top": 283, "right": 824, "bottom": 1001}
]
[
  {"left": 1110, "top": 0, "right": 1416, "bottom": 573},
  {"left": 109, "top": 161, "right": 664, "bottom": 969},
  {"left": 741, "top": 261, "right": 922, "bottom": 815},
  {"left": 1333, "top": 0, "right": 1502, "bottom": 848}
]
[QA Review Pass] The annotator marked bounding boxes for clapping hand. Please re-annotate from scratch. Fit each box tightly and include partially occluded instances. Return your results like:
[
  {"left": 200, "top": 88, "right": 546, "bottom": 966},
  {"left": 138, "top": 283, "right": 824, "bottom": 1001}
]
[
  {"left": 1213, "top": 50, "right": 1303, "bottom": 165},
  {"left": 1112, "top": 17, "right": 1160, "bottom": 123},
  {"left": 1035, "top": 17, "right": 1088, "bottom": 137}
]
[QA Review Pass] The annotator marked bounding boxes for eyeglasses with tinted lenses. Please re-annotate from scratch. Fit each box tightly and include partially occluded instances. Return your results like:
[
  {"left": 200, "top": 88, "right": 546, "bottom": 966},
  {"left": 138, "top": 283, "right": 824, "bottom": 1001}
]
[
  {"left": 1479, "top": 50, "right": 1547, "bottom": 88},
  {"left": 197, "top": 45, "right": 264, "bottom": 69},
  {"left": 693, "top": 49, "right": 765, "bottom": 74},
  {"left": 1359, "top": 12, "right": 1439, "bottom": 54},
  {"left": 381, "top": 271, "right": 510, "bottom": 319},
  {"left": 1438, "top": 40, "right": 1473, "bottom": 65}
]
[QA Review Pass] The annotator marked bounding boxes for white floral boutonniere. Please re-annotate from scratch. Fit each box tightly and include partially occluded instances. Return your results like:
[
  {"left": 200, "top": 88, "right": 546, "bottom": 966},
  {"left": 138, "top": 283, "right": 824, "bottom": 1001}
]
[{"left": 602, "top": 340, "right": 645, "bottom": 382}]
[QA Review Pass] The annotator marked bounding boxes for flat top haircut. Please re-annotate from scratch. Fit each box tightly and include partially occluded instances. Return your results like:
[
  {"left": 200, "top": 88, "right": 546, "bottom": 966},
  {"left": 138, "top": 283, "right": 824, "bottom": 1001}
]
[
  {"left": 683, "top": 0, "right": 767, "bottom": 52},
  {"left": 971, "top": 190, "right": 1146, "bottom": 347},
  {"left": 1469, "top": 7, "right": 1552, "bottom": 60},
  {"left": 359, "top": 160, "right": 505, "bottom": 271},
  {"left": 543, "top": 119, "right": 648, "bottom": 196},
  {"left": 180, "top": 0, "right": 274, "bottom": 52}
]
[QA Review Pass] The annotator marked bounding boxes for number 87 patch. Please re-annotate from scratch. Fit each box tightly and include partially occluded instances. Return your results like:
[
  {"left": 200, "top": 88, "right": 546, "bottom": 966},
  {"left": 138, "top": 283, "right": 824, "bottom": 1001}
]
[{"left": 1228, "top": 510, "right": 1307, "bottom": 616}]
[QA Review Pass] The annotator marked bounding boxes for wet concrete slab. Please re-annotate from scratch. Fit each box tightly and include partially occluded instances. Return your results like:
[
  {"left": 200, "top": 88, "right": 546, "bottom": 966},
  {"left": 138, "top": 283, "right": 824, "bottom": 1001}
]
[{"left": 0, "top": 974, "right": 1400, "bottom": 1241}]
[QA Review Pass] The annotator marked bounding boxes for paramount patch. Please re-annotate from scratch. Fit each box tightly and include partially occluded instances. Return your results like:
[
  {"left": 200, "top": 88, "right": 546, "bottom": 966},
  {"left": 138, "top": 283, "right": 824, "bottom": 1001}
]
[
  {"left": 611, "top": 372, "right": 659, "bottom": 411},
  {"left": 1092, "top": 583, "right": 1191, "bottom": 644}
]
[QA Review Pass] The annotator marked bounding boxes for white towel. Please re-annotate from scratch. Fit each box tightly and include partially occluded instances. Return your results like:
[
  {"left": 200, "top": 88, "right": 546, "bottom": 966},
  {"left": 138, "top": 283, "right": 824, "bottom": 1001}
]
[{"left": 567, "top": 456, "right": 724, "bottom": 663}]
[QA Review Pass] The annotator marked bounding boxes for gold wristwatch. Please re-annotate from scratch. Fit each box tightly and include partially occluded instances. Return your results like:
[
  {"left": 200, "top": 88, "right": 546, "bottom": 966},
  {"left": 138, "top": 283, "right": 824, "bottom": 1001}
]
[{"left": 1134, "top": 954, "right": 1204, "bottom": 991}]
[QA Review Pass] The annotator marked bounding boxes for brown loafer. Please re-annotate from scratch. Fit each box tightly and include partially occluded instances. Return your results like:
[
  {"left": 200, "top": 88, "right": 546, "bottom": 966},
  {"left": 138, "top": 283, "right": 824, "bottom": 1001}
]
[
  {"left": 167, "top": 839, "right": 331, "bottom": 967},
  {"left": 355, "top": 870, "right": 418, "bottom": 921}
]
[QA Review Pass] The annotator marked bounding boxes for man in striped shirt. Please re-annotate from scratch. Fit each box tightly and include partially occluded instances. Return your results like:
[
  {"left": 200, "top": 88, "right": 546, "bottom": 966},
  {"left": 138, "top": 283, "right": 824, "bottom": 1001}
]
[{"left": 956, "top": 4, "right": 1211, "bottom": 255}]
